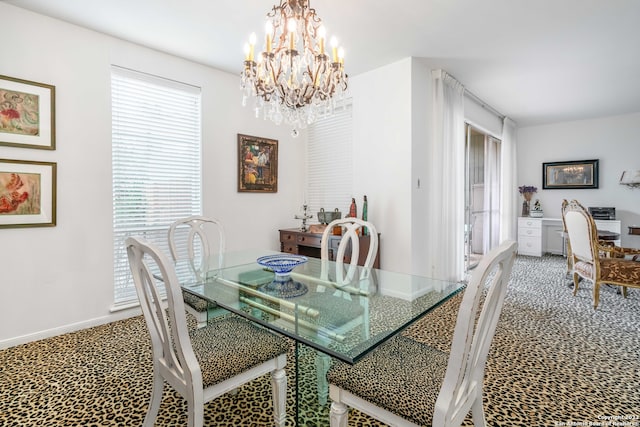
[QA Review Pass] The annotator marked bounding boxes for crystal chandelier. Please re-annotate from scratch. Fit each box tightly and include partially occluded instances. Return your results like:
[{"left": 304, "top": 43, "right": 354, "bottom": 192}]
[{"left": 240, "top": 0, "right": 348, "bottom": 137}]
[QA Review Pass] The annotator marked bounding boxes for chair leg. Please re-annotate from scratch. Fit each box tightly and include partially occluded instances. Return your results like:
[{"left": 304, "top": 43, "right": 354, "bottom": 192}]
[
  {"left": 572, "top": 273, "right": 580, "bottom": 296},
  {"left": 271, "top": 367, "right": 287, "bottom": 427},
  {"left": 143, "top": 373, "right": 164, "bottom": 427},
  {"left": 470, "top": 395, "right": 487, "bottom": 427},
  {"left": 316, "top": 351, "right": 331, "bottom": 406},
  {"left": 329, "top": 401, "right": 349, "bottom": 427},
  {"left": 622, "top": 286, "right": 628, "bottom": 298},
  {"left": 186, "top": 393, "right": 204, "bottom": 427},
  {"left": 593, "top": 282, "right": 601, "bottom": 309}
]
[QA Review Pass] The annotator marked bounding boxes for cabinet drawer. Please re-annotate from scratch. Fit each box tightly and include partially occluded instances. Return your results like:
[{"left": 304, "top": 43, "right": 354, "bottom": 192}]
[
  {"left": 518, "top": 218, "right": 542, "bottom": 230},
  {"left": 518, "top": 236, "right": 542, "bottom": 256},
  {"left": 282, "top": 244, "right": 298, "bottom": 254},
  {"left": 280, "top": 231, "right": 297, "bottom": 244},
  {"left": 297, "top": 234, "right": 322, "bottom": 247},
  {"left": 518, "top": 227, "right": 541, "bottom": 238}
]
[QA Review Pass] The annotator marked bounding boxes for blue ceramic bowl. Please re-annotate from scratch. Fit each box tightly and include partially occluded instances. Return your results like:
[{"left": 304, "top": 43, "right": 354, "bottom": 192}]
[{"left": 257, "top": 254, "right": 308, "bottom": 275}]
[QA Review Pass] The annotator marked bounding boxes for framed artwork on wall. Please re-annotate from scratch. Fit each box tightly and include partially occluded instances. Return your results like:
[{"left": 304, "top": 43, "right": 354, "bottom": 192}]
[
  {"left": 0, "top": 75, "right": 56, "bottom": 150},
  {"left": 0, "top": 158, "right": 57, "bottom": 228},
  {"left": 237, "top": 133, "right": 278, "bottom": 193},
  {"left": 542, "top": 159, "right": 599, "bottom": 189}
]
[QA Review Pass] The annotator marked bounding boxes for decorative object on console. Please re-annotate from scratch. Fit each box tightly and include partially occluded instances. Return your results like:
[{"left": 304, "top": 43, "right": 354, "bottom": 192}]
[
  {"left": 361, "top": 195, "right": 368, "bottom": 235},
  {"left": 238, "top": 134, "right": 278, "bottom": 193},
  {"left": 619, "top": 170, "right": 640, "bottom": 188},
  {"left": 317, "top": 208, "right": 341, "bottom": 224},
  {"left": 0, "top": 75, "right": 55, "bottom": 150},
  {"left": 542, "top": 159, "right": 599, "bottom": 189},
  {"left": 518, "top": 185, "right": 537, "bottom": 217},
  {"left": 294, "top": 204, "right": 313, "bottom": 232},
  {"left": 348, "top": 197, "right": 357, "bottom": 218},
  {"left": 530, "top": 199, "right": 543, "bottom": 218},
  {"left": 240, "top": 0, "right": 348, "bottom": 137}
]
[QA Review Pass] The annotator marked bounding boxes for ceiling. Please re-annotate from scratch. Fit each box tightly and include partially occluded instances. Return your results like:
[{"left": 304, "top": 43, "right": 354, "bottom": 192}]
[{"left": 7, "top": 0, "right": 640, "bottom": 127}]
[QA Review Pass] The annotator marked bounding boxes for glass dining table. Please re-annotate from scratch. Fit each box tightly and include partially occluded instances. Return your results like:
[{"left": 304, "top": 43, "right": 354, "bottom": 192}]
[{"left": 176, "top": 249, "right": 464, "bottom": 425}]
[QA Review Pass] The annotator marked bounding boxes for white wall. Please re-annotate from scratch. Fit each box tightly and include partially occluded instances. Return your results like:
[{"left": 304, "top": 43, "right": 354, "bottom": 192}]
[
  {"left": 351, "top": 58, "right": 414, "bottom": 273},
  {"left": 0, "top": 3, "right": 304, "bottom": 348},
  {"left": 517, "top": 112, "right": 640, "bottom": 248}
]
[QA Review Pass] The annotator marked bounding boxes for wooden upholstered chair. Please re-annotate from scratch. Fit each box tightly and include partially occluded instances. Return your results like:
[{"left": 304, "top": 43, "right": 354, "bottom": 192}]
[
  {"left": 313, "top": 217, "right": 380, "bottom": 406},
  {"left": 168, "top": 216, "right": 226, "bottom": 328},
  {"left": 126, "top": 236, "right": 288, "bottom": 427},
  {"left": 562, "top": 199, "right": 640, "bottom": 308},
  {"left": 327, "top": 240, "right": 517, "bottom": 427}
]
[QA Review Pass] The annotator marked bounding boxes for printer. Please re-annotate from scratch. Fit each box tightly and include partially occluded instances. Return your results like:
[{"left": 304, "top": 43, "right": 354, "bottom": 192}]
[{"left": 588, "top": 207, "right": 616, "bottom": 220}]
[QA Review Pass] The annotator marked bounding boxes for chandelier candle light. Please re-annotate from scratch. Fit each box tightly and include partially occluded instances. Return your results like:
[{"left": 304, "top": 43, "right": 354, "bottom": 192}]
[{"left": 241, "top": 0, "right": 348, "bottom": 137}]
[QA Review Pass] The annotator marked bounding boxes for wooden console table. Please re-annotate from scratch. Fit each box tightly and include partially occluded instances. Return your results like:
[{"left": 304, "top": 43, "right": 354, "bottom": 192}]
[{"left": 279, "top": 228, "right": 381, "bottom": 268}]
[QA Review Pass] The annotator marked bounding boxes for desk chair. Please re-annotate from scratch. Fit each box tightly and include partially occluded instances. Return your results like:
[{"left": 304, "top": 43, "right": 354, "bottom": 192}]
[
  {"left": 562, "top": 199, "right": 640, "bottom": 308},
  {"left": 169, "top": 216, "right": 226, "bottom": 328},
  {"left": 126, "top": 236, "right": 288, "bottom": 427},
  {"left": 327, "top": 240, "right": 517, "bottom": 427}
]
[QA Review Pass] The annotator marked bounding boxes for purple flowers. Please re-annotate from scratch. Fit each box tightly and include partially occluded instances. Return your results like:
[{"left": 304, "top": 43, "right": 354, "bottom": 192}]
[{"left": 518, "top": 185, "right": 537, "bottom": 194}]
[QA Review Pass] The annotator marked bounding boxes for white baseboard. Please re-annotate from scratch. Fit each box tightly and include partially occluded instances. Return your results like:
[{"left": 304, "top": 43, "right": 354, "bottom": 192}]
[{"left": 0, "top": 306, "right": 142, "bottom": 350}]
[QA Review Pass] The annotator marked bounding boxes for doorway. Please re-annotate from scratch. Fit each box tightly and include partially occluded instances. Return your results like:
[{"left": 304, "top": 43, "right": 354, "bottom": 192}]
[{"left": 464, "top": 124, "right": 501, "bottom": 271}]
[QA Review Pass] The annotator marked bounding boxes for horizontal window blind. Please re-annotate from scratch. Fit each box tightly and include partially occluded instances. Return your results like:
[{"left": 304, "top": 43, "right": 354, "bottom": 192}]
[
  {"left": 111, "top": 66, "right": 202, "bottom": 308},
  {"left": 307, "top": 104, "right": 354, "bottom": 217}
]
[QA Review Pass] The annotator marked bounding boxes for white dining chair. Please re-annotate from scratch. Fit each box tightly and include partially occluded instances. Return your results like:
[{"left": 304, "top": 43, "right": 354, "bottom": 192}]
[
  {"left": 327, "top": 240, "right": 517, "bottom": 427},
  {"left": 168, "top": 215, "right": 226, "bottom": 328},
  {"left": 314, "top": 217, "right": 379, "bottom": 405},
  {"left": 126, "top": 236, "right": 288, "bottom": 427}
]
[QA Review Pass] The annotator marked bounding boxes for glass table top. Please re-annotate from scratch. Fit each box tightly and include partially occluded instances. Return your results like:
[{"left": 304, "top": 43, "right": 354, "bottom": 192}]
[{"left": 178, "top": 250, "right": 464, "bottom": 364}]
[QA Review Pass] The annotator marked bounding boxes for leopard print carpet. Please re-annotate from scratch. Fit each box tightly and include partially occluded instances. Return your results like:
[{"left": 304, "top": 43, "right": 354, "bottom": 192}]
[{"left": 1, "top": 254, "right": 639, "bottom": 426}]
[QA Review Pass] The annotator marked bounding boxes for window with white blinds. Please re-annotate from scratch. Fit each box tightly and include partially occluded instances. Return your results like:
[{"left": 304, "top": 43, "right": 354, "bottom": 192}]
[
  {"left": 306, "top": 104, "right": 354, "bottom": 216},
  {"left": 111, "top": 66, "right": 202, "bottom": 308}
]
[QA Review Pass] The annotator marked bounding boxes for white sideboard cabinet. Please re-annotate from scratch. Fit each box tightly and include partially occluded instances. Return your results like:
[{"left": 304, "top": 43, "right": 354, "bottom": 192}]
[{"left": 517, "top": 217, "right": 621, "bottom": 257}]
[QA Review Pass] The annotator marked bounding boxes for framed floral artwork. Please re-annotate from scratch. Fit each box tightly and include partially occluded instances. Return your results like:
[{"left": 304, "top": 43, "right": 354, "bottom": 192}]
[
  {"left": 238, "top": 134, "right": 278, "bottom": 193},
  {"left": 0, "top": 159, "right": 57, "bottom": 228},
  {"left": 0, "top": 75, "right": 56, "bottom": 150}
]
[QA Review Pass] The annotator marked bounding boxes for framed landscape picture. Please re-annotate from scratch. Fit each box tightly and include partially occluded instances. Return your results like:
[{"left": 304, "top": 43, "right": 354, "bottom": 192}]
[
  {"left": 237, "top": 134, "right": 278, "bottom": 193},
  {"left": 0, "top": 75, "right": 56, "bottom": 150},
  {"left": 0, "top": 159, "right": 57, "bottom": 228},
  {"left": 542, "top": 159, "right": 599, "bottom": 189}
]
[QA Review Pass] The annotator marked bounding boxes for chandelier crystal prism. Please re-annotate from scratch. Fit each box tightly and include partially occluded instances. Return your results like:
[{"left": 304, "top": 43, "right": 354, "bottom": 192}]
[{"left": 240, "top": 0, "right": 348, "bottom": 137}]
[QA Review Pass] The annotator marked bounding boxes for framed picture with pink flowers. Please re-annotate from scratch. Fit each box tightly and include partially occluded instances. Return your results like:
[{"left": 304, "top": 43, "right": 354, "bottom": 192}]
[
  {"left": 0, "top": 75, "right": 56, "bottom": 150},
  {"left": 0, "top": 159, "right": 57, "bottom": 228}
]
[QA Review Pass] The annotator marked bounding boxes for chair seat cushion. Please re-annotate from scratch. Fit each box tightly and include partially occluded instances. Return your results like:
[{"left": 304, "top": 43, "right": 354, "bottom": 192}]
[
  {"left": 600, "top": 258, "right": 640, "bottom": 285},
  {"left": 574, "top": 260, "right": 594, "bottom": 279},
  {"left": 190, "top": 316, "right": 289, "bottom": 388},
  {"left": 182, "top": 290, "right": 211, "bottom": 312},
  {"left": 327, "top": 334, "right": 448, "bottom": 426}
]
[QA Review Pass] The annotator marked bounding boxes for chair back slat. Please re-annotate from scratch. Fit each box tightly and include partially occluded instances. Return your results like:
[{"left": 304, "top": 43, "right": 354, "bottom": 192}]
[
  {"left": 126, "top": 236, "right": 201, "bottom": 392},
  {"left": 168, "top": 215, "right": 226, "bottom": 280},
  {"left": 321, "top": 217, "right": 378, "bottom": 283},
  {"left": 433, "top": 240, "right": 517, "bottom": 427}
]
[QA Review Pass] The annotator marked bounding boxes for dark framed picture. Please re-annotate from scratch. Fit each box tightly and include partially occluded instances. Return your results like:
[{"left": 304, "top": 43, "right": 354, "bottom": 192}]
[
  {"left": 238, "top": 134, "right": 278, "bottom": 193},
  {"left": 0, "top": 158, "right": 57, "bottom": 228},
  {"left": 542, "top": 159, "right": 599, "bottom": 189},
  {"left": 0, "top": 75, "right": 56, "bottom": 150}
]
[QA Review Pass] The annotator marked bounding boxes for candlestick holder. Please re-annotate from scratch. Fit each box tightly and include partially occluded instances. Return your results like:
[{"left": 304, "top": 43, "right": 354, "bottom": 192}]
[{"left": 294, "top": 204, "right": 313, "bottom": 231}]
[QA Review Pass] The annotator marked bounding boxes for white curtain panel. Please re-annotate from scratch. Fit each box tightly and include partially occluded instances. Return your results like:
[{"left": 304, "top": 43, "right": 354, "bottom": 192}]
[
  {"left": 499, "top": 117, "right": 518, "bottom": 241},
  {"left": 429, "top": 70, "right": 466, "bottom": 282},
  {"left": 483, "top": 137, "right": 501, "bottom": 253}
]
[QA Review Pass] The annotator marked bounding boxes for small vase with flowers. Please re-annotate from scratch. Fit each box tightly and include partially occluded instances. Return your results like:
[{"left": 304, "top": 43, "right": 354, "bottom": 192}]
[{"left": 518, "top": 185, "right": 537, "bottom": 217}]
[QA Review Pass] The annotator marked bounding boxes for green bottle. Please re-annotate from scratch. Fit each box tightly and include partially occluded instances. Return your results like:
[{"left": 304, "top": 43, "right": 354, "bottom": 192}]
[{"left": 362, "top": 195, "right": 368, "bottom": 236}]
